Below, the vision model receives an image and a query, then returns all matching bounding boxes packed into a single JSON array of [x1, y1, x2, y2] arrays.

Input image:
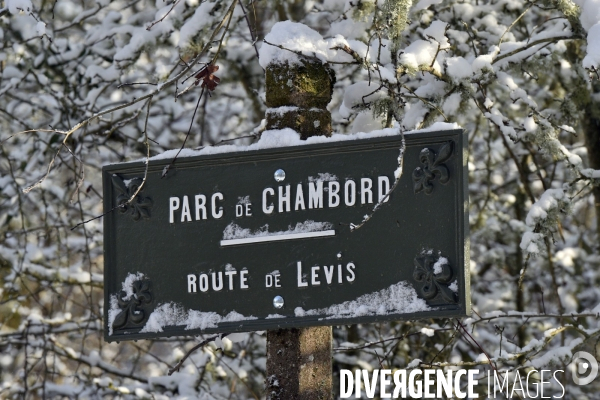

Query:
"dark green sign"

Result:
[[103, 129, 469, 341]]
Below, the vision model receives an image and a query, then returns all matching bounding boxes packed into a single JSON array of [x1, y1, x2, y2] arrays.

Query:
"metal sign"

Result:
[[103, 129, 469, 341]]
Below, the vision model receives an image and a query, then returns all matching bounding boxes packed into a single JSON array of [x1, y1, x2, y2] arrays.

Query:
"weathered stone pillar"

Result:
[[265, 60, 335, 139], [264, 58, 335, 400]]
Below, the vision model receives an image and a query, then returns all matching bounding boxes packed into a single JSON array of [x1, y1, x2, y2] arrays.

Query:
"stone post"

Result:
[[265, 60, 335, 138], [264, 58, 335, 400]]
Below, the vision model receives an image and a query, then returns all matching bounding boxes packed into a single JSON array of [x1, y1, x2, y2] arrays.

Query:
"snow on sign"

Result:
[[103, 128, 470, 341]]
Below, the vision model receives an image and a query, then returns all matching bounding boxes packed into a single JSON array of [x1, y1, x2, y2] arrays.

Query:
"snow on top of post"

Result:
[[258, 21, 352, 68]]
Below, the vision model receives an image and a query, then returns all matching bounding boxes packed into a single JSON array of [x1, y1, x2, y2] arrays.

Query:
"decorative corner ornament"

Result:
[[413, 253, 457, 305], [412, 141, 454, 194], [112, 280, 154, 332], [111, 175, 153, 221]]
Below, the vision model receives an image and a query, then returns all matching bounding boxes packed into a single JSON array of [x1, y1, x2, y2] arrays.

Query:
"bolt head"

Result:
[[274, 169, 286, 182], [273, 295, 284, 309]]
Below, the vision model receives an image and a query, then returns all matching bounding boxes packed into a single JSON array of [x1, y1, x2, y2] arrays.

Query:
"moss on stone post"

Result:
[[265, 60, 335, 139], [264, 58, 334, 400]]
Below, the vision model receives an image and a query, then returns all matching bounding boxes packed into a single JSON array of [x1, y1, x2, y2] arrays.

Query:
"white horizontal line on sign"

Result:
[[220, 230, 336, 246]]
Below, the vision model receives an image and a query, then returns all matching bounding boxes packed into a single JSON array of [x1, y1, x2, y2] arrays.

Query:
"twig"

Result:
[[428, 41, 449, 68], [177, 0, 237, 98], [493, 35, 574, 64], [461, 21, 479, 57], [47, 337, 148, 383], [471, 311, 598, 325], [168, 334, 225, 375], [146, 0, 180, 31], [102, 107, 146, 138], [162, 89, 204, 177], [330, 44, 364, 64], [71, 105, 260, 228], [349, 126, 406, 232], [127, 97, 152, 198], [517, 253, 531, 293], [23, 321, 29, 395], [62, 143, 86, 204], [429, 323, 460, 365], [214, 132, 260, 146], [71, 97, 153, 230], [496, 125, 536, 202], [263, 39, 321, 63], [1, 128, 66, 144], [238, 0, 260, 61], [363, 85, 384, 107], [212, 0, 236, 64], [499, 4, 533, 45], [496, 325, 504, 357], [117, 82, 158, 89], [215, 354, 261, 399], [22, 140, 65, 194], [401, 83, 448, 120], [125, 96, 153, 200], [263, 40, 356, 65], [455, 319, 497, 372], [16, 0, 239, 194], [70, 204, 125, 230], [333, 328, 453, 352]]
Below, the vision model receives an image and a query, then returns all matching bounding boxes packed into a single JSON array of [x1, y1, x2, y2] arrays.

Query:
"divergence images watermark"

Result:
[[339, 352, 599, 399], [571, 351, 599, 386]]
